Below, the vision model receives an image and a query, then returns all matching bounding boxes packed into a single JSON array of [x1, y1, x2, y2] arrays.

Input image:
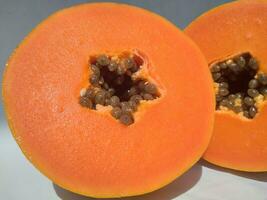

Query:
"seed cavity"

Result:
[[211, 52, 267, 119], [79, 53, 161, 125]]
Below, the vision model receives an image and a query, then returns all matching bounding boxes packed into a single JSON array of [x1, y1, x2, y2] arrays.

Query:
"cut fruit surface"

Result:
[[3, 3, 214, 198], [185, 0, 267, 172]]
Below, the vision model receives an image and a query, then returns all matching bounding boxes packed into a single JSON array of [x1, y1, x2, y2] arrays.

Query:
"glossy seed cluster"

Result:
[[79, 54, 159, 125], [211, 53, 267, 119]]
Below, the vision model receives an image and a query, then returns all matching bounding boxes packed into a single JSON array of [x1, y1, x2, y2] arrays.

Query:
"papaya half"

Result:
[[2, 3, 214, 198], [185, 0, 267, 172]]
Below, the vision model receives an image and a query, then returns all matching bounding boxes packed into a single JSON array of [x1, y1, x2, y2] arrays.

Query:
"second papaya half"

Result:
[[185, 0, 267, 172]]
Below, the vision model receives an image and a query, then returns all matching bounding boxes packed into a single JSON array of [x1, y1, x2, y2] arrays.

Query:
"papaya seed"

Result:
[[210, 53, 267, 119], [80, 53, 160, 125]]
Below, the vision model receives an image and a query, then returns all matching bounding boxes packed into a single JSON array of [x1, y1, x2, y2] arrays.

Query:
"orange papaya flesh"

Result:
[[185, 0, 267, 172], [3, 3, 214, 197]]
